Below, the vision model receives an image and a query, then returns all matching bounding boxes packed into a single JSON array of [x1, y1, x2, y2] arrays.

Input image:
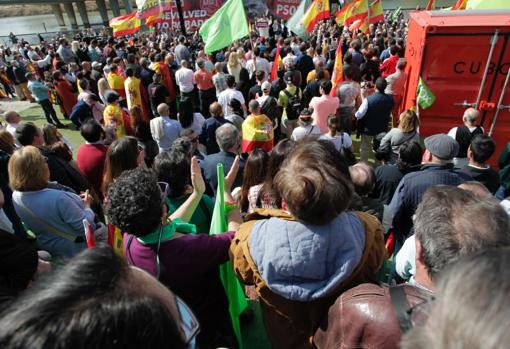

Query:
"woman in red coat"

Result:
[[52, 70, 77, 118]]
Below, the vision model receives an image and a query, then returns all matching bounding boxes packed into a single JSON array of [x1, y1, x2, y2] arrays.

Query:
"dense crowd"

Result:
[[0, 9, 509, 349]]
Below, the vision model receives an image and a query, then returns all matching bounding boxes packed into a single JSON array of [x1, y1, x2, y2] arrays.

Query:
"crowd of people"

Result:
[[0, 8, 509, 349]]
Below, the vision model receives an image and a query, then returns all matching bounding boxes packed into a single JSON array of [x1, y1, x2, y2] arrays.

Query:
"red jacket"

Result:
[[380, 55, 399, 78], [76, 143, 108, 200]]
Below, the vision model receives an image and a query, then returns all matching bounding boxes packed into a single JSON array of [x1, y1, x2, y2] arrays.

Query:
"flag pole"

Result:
[[247, 16, 257, 77]]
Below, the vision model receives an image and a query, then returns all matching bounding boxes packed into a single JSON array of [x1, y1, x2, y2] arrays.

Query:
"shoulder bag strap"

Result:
[[389, 285, 413, 333], [16, 198, 84, 243]]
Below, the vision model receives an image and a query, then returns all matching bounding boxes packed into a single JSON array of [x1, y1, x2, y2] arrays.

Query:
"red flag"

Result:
[[330, 44, 343, 97], [451, 0, 467, 10], [270, 47, 282, 81], [426, 0, 435, 10]]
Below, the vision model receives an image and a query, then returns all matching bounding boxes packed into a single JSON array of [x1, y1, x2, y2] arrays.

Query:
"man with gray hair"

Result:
[[448, 108, 483, 167], [385, 58, 407, 122], [314, 185, 510, 349], [202, 123, 244, 195]]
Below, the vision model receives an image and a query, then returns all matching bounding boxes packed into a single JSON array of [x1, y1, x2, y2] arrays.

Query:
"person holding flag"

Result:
[[106, 157, 244, 349]]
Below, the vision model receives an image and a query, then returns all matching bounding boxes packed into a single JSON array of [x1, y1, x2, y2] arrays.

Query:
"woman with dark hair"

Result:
[[236, 67, 252, 105], [153, 149, 215, 233], [224, 98, 245, 131], [107, 160, 243, 348], [0, 247, 196, 349], [129, 105, 158, 167], [102, 136, 145, 196], [238, 148, 269, 213], [251, 139, 295, 211], [231, 140, 386, 349], [178, 97, 205, 136]]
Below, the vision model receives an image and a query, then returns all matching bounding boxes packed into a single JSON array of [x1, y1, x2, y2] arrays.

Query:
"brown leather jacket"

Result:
[[230, 209, 386, 349], [314, 283, 433, 349]]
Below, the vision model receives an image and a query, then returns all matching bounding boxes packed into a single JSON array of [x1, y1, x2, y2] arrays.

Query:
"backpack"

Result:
[[283, 88, 302, 120], [261, 96, 279, 123]]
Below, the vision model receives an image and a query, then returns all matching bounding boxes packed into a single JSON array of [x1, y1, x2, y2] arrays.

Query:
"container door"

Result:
[[419, 30, 510, 164]]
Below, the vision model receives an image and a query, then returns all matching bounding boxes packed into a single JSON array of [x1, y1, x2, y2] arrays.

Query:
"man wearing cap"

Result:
[[257, 81, 280, 141], [290, 108, 321, 141], [389, 134, 472, 252]]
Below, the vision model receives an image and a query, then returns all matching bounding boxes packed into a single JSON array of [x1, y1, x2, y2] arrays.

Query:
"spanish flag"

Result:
[[301, 0, 330, 33], [241, 115, 274, 153], [335, 0, 368, 26], [426, 0, 435, 10], [330, 43, 343, 97], [368, 0, 384, 23], [109, 12, 141, 38], [451, 0, 467, 9], [146, 13, 164, 27], [349, 14, 369, 33], [270, 46, 283, 81]]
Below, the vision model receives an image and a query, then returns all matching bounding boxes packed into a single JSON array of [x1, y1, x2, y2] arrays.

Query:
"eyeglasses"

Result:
[[174, 295, 200, 347]]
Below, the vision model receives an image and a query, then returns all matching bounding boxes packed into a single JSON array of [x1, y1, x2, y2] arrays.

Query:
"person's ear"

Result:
[[467, 146, 473, 160], [415, 235, 425, 267]]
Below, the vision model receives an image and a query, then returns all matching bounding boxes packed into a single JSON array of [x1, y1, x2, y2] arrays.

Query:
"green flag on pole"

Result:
[[209, 163, 248, 349], [286, 0, 311, 40], [391, 7, 401, 21], [199, 0, 249, 54], [417, 77, 436, 109]]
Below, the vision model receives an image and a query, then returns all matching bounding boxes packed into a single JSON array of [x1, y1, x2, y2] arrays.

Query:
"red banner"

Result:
[[271, 0, 301, 19], [154, 0, 225, 30]]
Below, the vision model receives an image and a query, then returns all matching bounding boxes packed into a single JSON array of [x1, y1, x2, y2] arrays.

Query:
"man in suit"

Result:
[[202, 123, 245, 195]]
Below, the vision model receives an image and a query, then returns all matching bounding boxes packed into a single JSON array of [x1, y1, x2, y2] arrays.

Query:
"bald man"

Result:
[[149, 103, 182, 153], [448, 108, 484, 167], [175, 59, 196, 100]]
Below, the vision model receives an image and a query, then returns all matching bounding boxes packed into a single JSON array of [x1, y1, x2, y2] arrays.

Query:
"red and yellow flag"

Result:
[[330, 44, 343, 97], [270, 46, 283, 81], [335, 0, 368, 26], [451, 0, 467, 10], [241, 115, 274, 153], [301, 0, 330, 32], [426, 0, 435, 10], [146, 13, 164, 26], [109, 12, 141, 37], [349, 14, 369, 33], [369, 0, 384, 23]]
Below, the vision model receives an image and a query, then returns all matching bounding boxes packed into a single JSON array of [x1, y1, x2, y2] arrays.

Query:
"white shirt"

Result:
[[319, 133, 353, 151], [182, 112, 206, 136], [385, 69, 407, 96], [175, 67, 195, 93], [245, 57, 271, 81], [291, 125, 321, 141], [6, 123, 18, 137], [355, 98, 369, 119], [447, 125, 484, 140], [218, 88, 245, 115]]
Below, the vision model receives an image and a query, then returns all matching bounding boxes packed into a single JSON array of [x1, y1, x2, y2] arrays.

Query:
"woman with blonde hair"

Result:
[[10, 146, 105, 258], [228, 50, 242, 83], [377, 109, 420, 164], [236, 48, 247, 68]]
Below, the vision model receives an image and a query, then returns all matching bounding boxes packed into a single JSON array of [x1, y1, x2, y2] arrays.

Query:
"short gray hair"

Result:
[[463, 107, 480, 125], [414, 185, 510, 279], [402, 248, 510, 349], [215, 124, 239, 151]]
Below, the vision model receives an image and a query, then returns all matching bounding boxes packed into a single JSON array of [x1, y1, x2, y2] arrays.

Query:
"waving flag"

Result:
[[301, 0, 330, 32], [330, 43, 343, 96], [109, 12, 141, 37], [199, 0, 249, 54], [391, 6, 401, 21], [271, 46, 283, 81], [426, 0, 435, 10], [451, 0, 467, 9], [417, 77, 436, 109], [368, 0, 384, 23], [287, 0, 311, 39], [210, 164, 248, 349], [335, 0, 368, 25]]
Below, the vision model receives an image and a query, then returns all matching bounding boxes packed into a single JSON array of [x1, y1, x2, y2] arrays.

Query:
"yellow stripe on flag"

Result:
[[335, 0, 368, 26], [301, 0, 330, 32], [109, 12, 141, 37]]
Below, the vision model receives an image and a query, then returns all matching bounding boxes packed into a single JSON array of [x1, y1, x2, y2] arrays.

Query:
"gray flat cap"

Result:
[[424, 134, 459, 160]]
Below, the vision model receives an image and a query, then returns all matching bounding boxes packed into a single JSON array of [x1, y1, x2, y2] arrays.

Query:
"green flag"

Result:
[[210, 163, 248, 349], [286, 0, 311, 40], [199, 0, 249, 54], [391, 7, 401, 21], [417, 77, 436, 110]]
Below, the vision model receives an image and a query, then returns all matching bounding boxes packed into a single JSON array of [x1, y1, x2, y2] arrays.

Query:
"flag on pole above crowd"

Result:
[[199, 0, 249, 54], [270, 46, 283, 81], [335, 0, 368, 26], [417, 77, 436, 109], [391, 6, 401, 21], [109, 12, 141, 37], [287, 0, 311, 39], [209, 164, 248, 349], [426, 0, 436, 10], [451, 0, 467, 10], [368, 0, 384, 23], [330, 44, 343, 97], [301, 0, 330, 33]]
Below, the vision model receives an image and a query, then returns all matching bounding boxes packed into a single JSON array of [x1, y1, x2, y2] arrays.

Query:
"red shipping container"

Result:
[[403, 10, 510, 166]]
